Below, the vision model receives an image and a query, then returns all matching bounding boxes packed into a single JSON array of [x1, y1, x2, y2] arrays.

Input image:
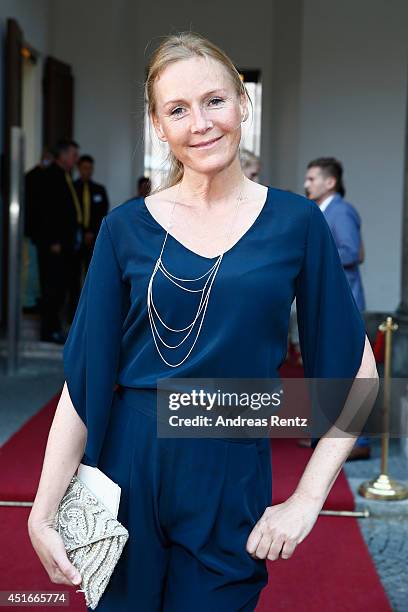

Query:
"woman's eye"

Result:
[[209, 98, 224, 106], [170, 107, 185, 116]]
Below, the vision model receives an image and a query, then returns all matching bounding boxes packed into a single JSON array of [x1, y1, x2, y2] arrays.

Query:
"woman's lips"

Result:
[[190, 135, 223, 149]]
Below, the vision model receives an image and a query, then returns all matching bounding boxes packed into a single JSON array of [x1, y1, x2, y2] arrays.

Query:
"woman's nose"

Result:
[[190, 106, 213, 134]]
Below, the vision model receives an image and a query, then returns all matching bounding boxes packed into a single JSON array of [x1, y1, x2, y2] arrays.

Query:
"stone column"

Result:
[[396, 72, 408, 320], [393, 77, 408, 377]]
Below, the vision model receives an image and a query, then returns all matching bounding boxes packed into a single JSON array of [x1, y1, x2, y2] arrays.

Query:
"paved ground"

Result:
[[1, 354, 407, 611], [0, 355, 64, 445], [344, 439, 408, 612]]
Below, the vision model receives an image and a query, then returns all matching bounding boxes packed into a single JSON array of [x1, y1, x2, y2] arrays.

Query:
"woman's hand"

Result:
[[246, 490, 322, 561], [28, 516, 82, 587]]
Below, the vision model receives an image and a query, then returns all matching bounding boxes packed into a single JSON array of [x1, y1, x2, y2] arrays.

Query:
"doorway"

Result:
[[21, 45, 42, 311]]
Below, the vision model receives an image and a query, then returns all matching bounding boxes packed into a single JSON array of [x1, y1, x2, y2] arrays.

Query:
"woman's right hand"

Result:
[[28, 517, 82, 587]]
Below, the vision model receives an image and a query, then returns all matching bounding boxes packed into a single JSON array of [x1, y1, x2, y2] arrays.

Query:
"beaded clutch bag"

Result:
[[53, 475, 129, 609]]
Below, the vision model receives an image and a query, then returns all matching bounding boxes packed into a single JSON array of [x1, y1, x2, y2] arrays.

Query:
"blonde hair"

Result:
[[145, 32, 250, 190]]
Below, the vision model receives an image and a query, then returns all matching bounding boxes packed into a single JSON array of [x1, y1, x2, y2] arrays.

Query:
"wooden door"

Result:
[[1, 18, 23, 328], [43, 57, 74, 148]]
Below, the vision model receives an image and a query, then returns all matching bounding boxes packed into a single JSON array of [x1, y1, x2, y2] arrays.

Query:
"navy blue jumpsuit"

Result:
[[63, 186, 366, 611]]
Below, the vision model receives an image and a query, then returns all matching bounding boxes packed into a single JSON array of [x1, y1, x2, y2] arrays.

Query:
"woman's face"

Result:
[[152, 56, 246, 177]]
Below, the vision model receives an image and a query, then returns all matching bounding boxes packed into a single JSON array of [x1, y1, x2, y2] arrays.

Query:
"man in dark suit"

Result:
[[25, 150, 54, 244], [37, 139, 81, 343], [24, 150, 54, 313], [74, 155, 109, 276]]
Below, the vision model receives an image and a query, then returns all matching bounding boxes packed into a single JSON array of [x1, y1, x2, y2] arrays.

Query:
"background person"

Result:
[[304, 157, 365, 311], [304, 157, 370, 459], [240, 148, 260, 182], [74, 154, 110, 277], [23, 150, 54, 313], [137, 175, 152, 198], [37, 139, 80, 343]]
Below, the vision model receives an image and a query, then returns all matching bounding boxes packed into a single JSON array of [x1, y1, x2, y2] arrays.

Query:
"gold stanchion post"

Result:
[[359, 316, 408, 500]]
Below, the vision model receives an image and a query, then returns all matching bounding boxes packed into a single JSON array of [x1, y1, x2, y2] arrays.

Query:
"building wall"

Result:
[[269, 0, 303, 190], [297, 0, 408, 311], [1, 0, 407, 312], [48, 0, 135, 207]]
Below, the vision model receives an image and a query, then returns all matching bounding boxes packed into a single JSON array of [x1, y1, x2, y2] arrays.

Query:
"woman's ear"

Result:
[[152, 112, 167, 142]]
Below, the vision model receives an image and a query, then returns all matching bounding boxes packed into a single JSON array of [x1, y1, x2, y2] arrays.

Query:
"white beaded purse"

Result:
[[53, 474, 129, 609]]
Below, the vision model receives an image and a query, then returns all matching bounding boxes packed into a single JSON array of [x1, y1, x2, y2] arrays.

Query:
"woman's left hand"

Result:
[[246, 490, 322, 561]]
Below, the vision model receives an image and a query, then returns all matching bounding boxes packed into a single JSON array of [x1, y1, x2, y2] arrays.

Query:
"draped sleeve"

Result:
[[295, 201, 366, 377], [63, 216, 129, 467], [295, 202, 366, 438]]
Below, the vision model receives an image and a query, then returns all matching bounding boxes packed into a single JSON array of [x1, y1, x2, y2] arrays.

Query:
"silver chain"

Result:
[[147, 179, 245, 368]]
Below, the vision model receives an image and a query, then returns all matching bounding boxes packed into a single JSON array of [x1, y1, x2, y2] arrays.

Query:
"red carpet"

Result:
[[0, 507, 85, 610], [256, 439, 391, 611], [256, 362, 390, 611], [0, 393, 60, 502], [256, 511, 391, 611], [0, 380, 391, 611], [0, 390, 83, 608]]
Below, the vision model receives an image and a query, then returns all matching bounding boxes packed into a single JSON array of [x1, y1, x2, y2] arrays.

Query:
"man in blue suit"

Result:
[[304, 157, 365, 310], [304, 157, 369, 459]]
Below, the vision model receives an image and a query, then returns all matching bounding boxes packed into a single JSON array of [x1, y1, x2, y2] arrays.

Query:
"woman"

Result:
[[28, 32, 378, 611]]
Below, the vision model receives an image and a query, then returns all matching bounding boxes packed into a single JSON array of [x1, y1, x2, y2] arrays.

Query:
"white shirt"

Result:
[[319, 194, 335, 212]]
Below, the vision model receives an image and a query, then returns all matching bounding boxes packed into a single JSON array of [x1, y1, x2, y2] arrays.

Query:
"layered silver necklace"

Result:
[[147, 181, 244, 368]]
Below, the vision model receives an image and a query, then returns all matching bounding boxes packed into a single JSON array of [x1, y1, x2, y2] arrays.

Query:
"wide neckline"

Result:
[[141, 186, 271, 261]]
